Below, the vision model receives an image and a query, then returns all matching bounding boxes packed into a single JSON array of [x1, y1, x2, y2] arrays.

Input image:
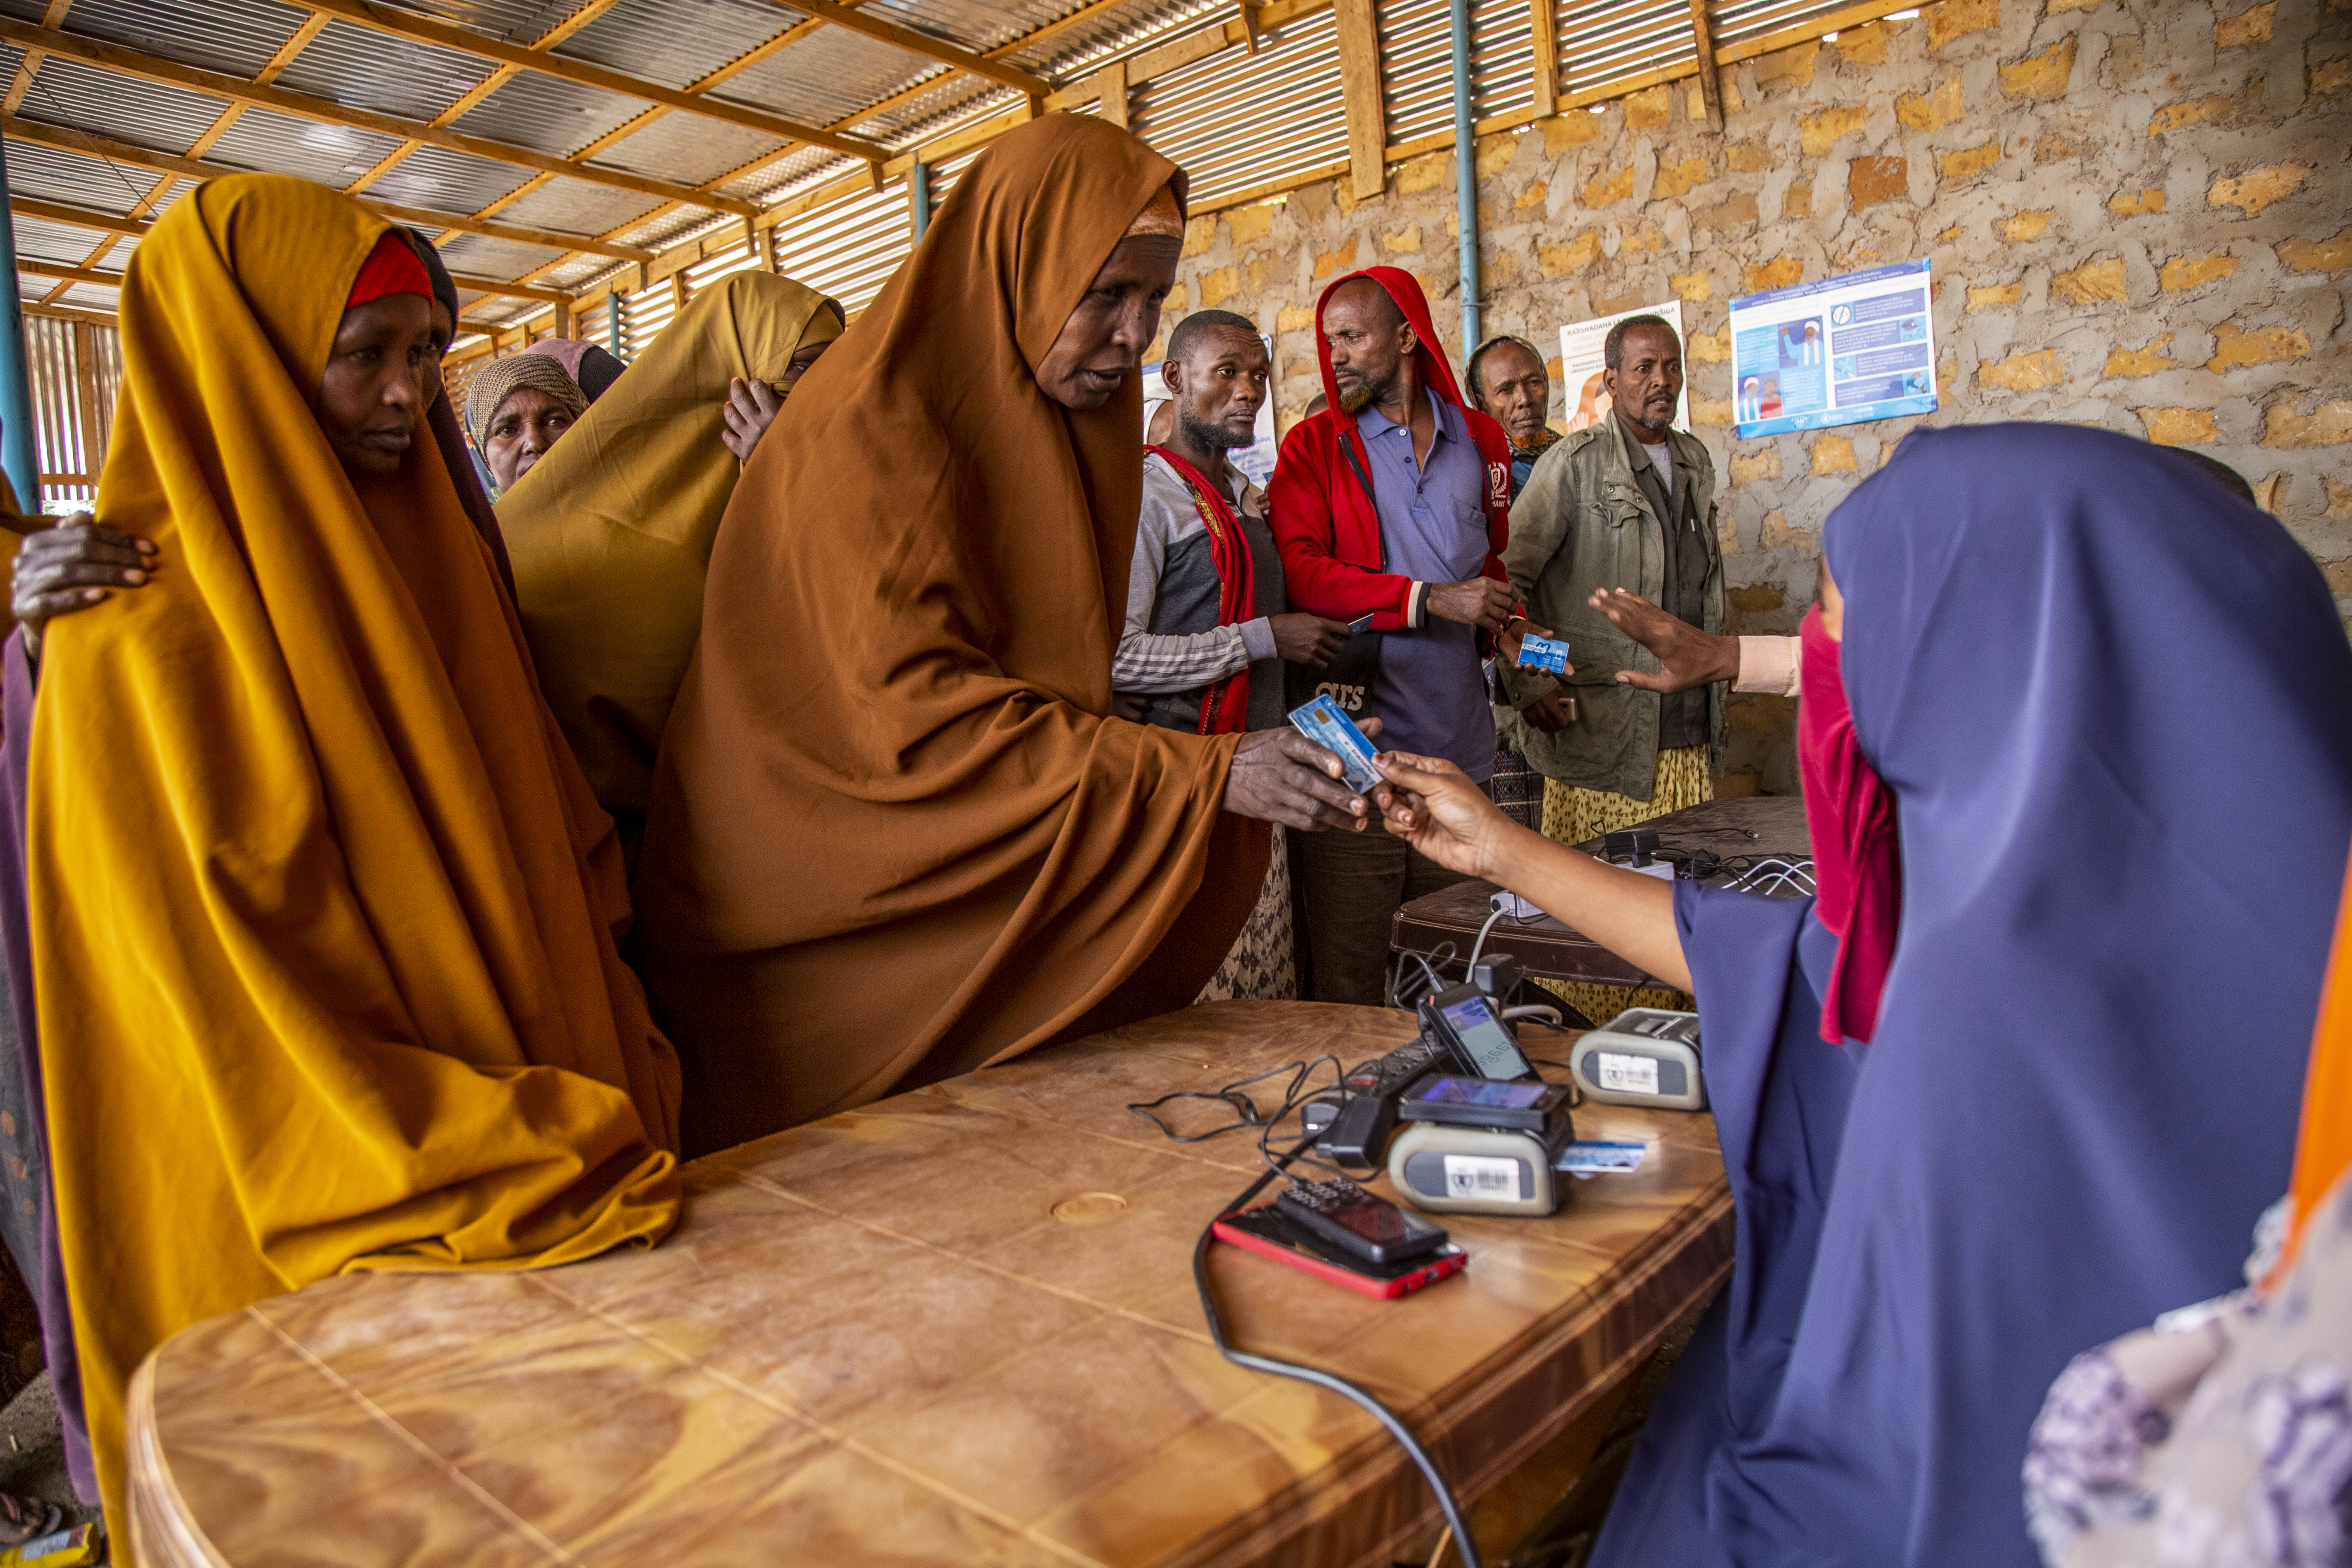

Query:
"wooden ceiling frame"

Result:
[[0, 18, 764, 217], [337, 0, 631, 200], [1, 116, 655, 261], [293, 0, 887, 162]]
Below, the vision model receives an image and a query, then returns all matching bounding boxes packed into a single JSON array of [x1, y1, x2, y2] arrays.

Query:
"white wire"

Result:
[[1466, 904, 1507, 971]]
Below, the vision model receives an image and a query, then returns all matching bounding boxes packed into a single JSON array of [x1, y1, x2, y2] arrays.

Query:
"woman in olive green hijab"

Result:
[[497, 270, 845, 839]]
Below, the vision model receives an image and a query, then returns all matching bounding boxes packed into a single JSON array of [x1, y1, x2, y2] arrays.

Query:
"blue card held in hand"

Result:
[[1288, 694, 1384, 796], [1516, 634, 1571, 676]]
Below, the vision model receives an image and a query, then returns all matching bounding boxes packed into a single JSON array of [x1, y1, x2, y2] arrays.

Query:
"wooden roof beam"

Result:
[[0, 19, 761, 217], [0, 119, 655, 261], [294, 0, 885, 162]]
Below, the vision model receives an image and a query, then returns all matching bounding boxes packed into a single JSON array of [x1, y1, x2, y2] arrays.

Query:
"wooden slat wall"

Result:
[[24, 312, 118, 507]]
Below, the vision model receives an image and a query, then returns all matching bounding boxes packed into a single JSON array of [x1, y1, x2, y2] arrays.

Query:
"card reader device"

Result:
[[1388, 1076, 1579, 1216], [1570, 1008, 1706, 1110]]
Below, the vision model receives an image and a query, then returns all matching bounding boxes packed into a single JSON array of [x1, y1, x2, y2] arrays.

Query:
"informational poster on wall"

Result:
[[1556, 300, 1687, 435], [1139, 334, 1279, 487], [1728, 260, 1937, 440]]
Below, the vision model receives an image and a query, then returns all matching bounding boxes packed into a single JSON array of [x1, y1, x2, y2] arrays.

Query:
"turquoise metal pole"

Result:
[[0, 138, 42, 511], [911, 159, 931, 241], [1449, 0, 1480, 357]]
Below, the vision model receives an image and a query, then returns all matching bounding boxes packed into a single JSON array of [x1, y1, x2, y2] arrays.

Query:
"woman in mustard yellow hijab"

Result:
[[17, 174, 680, 1530], [494, 272, 845, 833]]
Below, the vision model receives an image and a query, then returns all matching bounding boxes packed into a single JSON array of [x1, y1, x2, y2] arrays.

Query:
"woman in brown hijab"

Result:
[[635, 115, 1372, 1153]]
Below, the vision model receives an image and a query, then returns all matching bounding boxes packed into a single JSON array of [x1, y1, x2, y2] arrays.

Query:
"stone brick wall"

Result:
[[1161, 0, 2352, 791]]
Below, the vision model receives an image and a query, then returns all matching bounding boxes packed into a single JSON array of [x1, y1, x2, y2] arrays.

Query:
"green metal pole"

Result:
[[0, 138, 42, 511], [911, 159, 931, 241], [606, 293, 622, 360]]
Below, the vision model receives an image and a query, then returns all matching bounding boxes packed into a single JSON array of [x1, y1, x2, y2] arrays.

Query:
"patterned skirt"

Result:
[[1491, 745, 1543, 831], [1538, 746, 1711, 1025], [1197, 824, 1297, 1002]]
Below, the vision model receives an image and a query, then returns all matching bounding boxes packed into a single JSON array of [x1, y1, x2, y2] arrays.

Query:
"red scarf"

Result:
[[1799, 605, 1902, 1043], [1148, 445, 1255, 735]]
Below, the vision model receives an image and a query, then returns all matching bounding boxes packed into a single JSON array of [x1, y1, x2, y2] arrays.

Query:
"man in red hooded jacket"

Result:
[[1268, 267, 1529, 1004]]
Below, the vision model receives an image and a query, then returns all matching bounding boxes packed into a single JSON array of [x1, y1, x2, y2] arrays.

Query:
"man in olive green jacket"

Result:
[[1495, 314, 1722, 816]]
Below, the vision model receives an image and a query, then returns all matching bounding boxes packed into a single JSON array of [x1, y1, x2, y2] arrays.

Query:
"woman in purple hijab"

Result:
[[1375, 423, 2352, 1567]]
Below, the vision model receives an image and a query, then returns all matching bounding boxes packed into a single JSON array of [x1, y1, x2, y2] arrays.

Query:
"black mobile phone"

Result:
[[1275, 1178, 1448, 1265], [1396, 1075, 1576, 1133], [1422, 983, 1535, 1081], [1213, 1204, 1467, 1300]]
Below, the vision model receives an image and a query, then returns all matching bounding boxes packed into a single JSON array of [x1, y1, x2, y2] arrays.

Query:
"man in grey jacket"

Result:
[[1495, 314, 1721, 1012]]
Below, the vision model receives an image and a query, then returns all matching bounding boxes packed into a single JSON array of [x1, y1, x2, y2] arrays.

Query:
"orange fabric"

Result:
[[634, 116, 1265, 1154], [29, 174, 680, 1528], [2275, 850, 2352, 1286]]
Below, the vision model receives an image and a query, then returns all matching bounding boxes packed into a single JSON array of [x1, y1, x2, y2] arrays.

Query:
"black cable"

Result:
[[1193, 1136, 1484, 1568]]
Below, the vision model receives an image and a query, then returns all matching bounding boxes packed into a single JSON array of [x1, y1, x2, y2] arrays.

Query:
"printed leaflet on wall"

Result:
[[1555, 300, 1687, 435], [1728, 260, 1937, 440]]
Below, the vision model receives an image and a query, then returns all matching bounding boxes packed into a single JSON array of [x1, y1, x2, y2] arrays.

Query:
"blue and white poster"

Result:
[[1728, 260, 1937, 440]]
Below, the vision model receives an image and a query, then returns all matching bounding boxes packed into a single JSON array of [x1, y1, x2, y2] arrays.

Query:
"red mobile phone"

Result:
[[1213, 1203, 1468, 1300]]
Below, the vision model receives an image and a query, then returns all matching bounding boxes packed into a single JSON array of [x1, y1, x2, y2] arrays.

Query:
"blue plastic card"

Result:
[[1287, 694, 1383, 796], [1554, 1140, 1646, 1176], [1516, 634, 1571, 676]]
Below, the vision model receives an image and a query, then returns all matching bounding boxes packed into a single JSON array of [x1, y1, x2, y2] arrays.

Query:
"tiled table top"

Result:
[[127, 1000, 1730, 1568]]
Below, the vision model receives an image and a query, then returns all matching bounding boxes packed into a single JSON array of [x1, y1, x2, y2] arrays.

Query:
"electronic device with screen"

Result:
[[1213, 1202, 1467, 1299], [1570, 1008, 1706, 1109], [1387, 1075, 1579, 1216], [1274, 1177, 1448, 1265], [1398, 1075, 1576, 1132], [1420, 984, 1535, 1081]]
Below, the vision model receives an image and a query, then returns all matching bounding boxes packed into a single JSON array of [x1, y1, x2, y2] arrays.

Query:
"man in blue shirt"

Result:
[[1269, 271, 1520, 1004]]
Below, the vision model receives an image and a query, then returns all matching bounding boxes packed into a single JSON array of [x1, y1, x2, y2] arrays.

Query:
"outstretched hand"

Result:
[[1588, 588, 1737, 693], [12, 514, 156, 655], [1225, 715, 1387, 832], [1372, 749, 1525, 881]]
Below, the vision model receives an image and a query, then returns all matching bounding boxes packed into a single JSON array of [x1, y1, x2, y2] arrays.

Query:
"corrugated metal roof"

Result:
[[15, 0, 305, 80], [9, 211, 109, 266], [769, 178, 907, 312], [860, 0, 1059, 56], [12, 56, 228, 155], [708, 27, 934, 127], [434, 229, 567, 277], [1023, 0, 1220, 80], [1714, 0, 1853, 51], [715, 141, 852, 204], [494, 177, 661, 237], [1555, 0, 1692, 97], [590, 108, 785, 189], [272, 18, 489, 125], [205, 105, 407, 187], [374, 0, 582, 46], [1472, 0, 1534, 121], [453, 70, 648, 157], [1, 137, 162, 212], [1, 0, 1874, 328], [1133, 6, 1347, 206], [1381, 0, 1456, 149], [357, 142, 536, 213], [554, 0, 795, 92], [833, 74, 1003, 147]]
